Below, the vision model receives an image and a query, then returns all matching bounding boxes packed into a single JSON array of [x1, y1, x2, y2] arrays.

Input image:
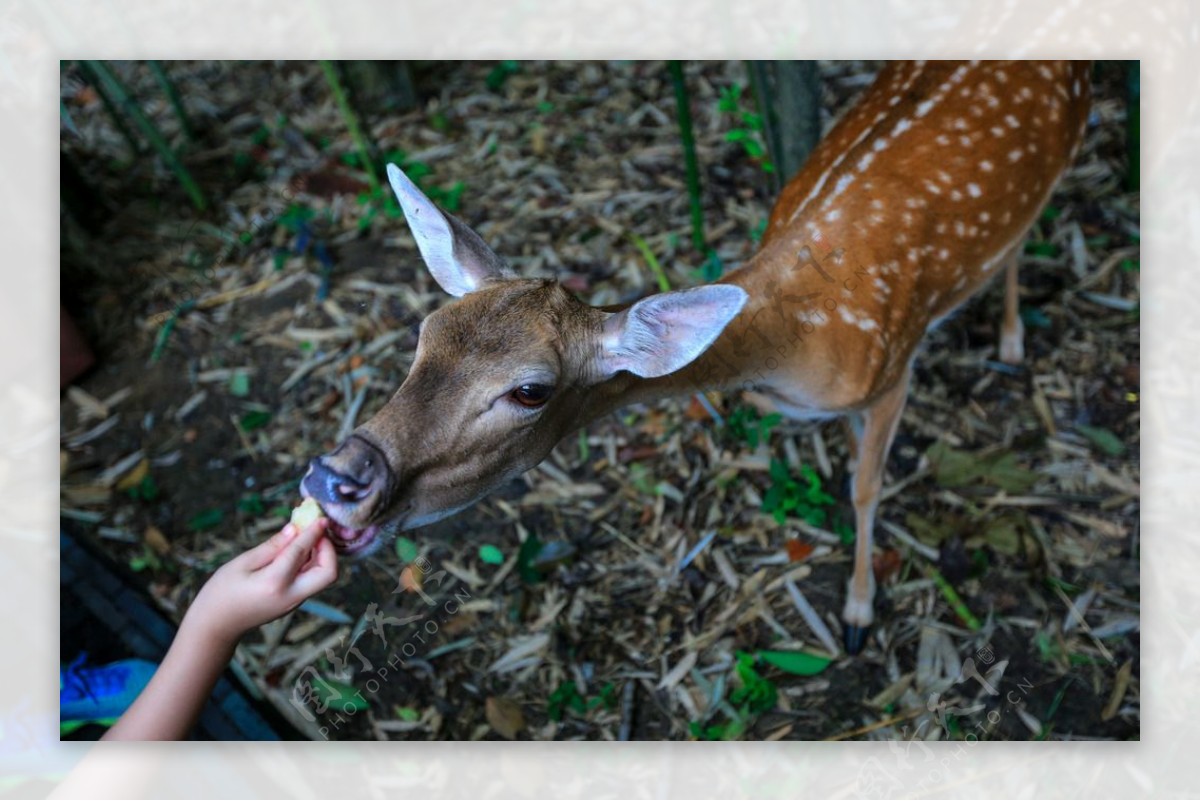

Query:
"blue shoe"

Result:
[[60, 652, 157, 731]]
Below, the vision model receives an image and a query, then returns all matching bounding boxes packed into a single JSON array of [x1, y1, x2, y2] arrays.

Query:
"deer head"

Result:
[[300, 164, 747, 555]]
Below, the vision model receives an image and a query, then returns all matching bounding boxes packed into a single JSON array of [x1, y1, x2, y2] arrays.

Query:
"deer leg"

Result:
[[842, 367, 911, 655], [999, 246, 1024, 364]]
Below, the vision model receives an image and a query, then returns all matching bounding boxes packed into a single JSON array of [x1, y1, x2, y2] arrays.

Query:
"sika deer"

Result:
[[301, 60, 1092, 654]]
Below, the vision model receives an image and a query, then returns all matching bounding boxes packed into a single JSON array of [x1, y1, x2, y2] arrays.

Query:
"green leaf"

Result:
[[925, 441, 1038, 493], [187, 508, 224, 531], [739, 111, 763, 130], [313, 678, 368, 711], [906, 512, 958, 546], [757, 650, 833, 676], [478, 544, 505, 565], [1075, 424, 1126, 456], [1020, 307, 1052, 329], [724, 128, 749, 143], [395, 706, 420, 722], [517, 535, 545, 584], [238, 493, 265, 516], [768, 458, 791, 485], [1025, 240, 1059, 257], [394, 536, 420, 563], [536, 100, 555, 114], [240, 410, 272, 431], [731, 651, 777, 715], [980, 514, 1024, 556]]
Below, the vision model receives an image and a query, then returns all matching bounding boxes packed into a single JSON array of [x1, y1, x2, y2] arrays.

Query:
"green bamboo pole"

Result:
[[82, 60, 206, 211], [148, 60, 196, 142], [319, 60, 382, 198], [667, 61, 707, 255], [76, 60, 143, 159]]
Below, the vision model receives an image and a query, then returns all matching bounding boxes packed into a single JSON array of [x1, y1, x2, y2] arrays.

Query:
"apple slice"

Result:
[[290, 496, 325, 530]]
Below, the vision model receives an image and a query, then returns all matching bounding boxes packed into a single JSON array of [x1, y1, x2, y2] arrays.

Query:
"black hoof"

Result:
[[843, 623, 870, 656]]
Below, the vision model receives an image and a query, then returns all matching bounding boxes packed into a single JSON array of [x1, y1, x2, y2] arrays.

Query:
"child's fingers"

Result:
[[243, 524, 299, 570], [291, 536, 339, 597], [265, 518, 329, 580]]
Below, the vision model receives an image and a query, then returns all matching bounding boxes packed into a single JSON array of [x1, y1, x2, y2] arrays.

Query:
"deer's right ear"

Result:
[[387, 163, 515, 297]]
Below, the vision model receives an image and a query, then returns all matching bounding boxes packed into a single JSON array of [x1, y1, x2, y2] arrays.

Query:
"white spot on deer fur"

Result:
[[937, 169, 952, 184], [953, 118, 968, 131], [967, 183, 982, 197], [906, 248, 919, 262], [960, 135, 973, 147], [1072, 79, 1080, 96], [955, 220, 966, 237], [980, 160, 993, 172], [901, 211, 914, 226], [857, 152, 875, 171], [1019, 86, 1033, 101], [856, 316, 879, 332], [950, 189, 963, 201], [923, 179, 941, 195], [870, 198, 884, 210], [1028, 143, 1039, 154], [905, 196, 926, 209], [991, 126, 1005, 137], [870, 213, 885, 226], [995, 70, 1008, 83], [895, 232, 909, 245], [1005, 114, 1020, 128], [953, 275, 967, 291], [873, 137, 889, 152], [979, 211, 990, 222], [937, 247, 949, 260], [889, 94, 902, 106], [825, 209, 841, 222], [1002, 211, 1012, 224], [936, 134, 950, 146], [891, 118, 913, 136], [916, 99, 935, 117], [936, 222, 947, 233], [1008, 148, 1023, 162], [1038, 64, 1054, 81], [832, 173, 855, 198]]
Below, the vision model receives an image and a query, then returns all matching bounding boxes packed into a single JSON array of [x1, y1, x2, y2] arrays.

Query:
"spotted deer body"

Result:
[[302, 61, 1092, 654]]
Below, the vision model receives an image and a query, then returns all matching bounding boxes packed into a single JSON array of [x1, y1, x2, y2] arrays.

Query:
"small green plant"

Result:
[[125, 474, 159, 502], [689, 651, 778, 740], [486, 60, 521, 91], [547, 680, 617, 721], [761, 459, 836, 526], [725, 405, 781, 449], [718, 83, 774, 173]]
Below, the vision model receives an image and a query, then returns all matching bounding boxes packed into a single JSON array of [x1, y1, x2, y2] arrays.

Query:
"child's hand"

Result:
[[182, 518, 339, 647]]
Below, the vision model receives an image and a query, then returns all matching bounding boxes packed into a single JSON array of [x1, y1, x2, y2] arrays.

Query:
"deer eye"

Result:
[[510, 383, 553, 408]]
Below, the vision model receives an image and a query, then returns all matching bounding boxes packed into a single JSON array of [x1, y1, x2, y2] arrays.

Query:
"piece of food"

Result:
[[290, 496, 326, 529]]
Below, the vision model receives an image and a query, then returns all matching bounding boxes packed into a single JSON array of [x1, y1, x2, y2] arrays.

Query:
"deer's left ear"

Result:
[[599, 284, 748, 378], [387, 163, 515, 297]]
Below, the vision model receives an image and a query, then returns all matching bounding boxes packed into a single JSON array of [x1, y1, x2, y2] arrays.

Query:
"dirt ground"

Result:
[[60, 60, 1139, 741]]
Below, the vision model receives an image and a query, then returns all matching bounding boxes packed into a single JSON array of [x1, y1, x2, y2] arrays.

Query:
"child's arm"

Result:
[[102, 518, 338, 741]]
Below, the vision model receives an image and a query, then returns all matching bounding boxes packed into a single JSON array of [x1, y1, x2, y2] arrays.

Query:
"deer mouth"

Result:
[[324, 519, 382, 556]]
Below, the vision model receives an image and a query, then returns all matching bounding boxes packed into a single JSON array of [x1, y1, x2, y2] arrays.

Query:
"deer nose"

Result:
[[302, 435, 387, 508]]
